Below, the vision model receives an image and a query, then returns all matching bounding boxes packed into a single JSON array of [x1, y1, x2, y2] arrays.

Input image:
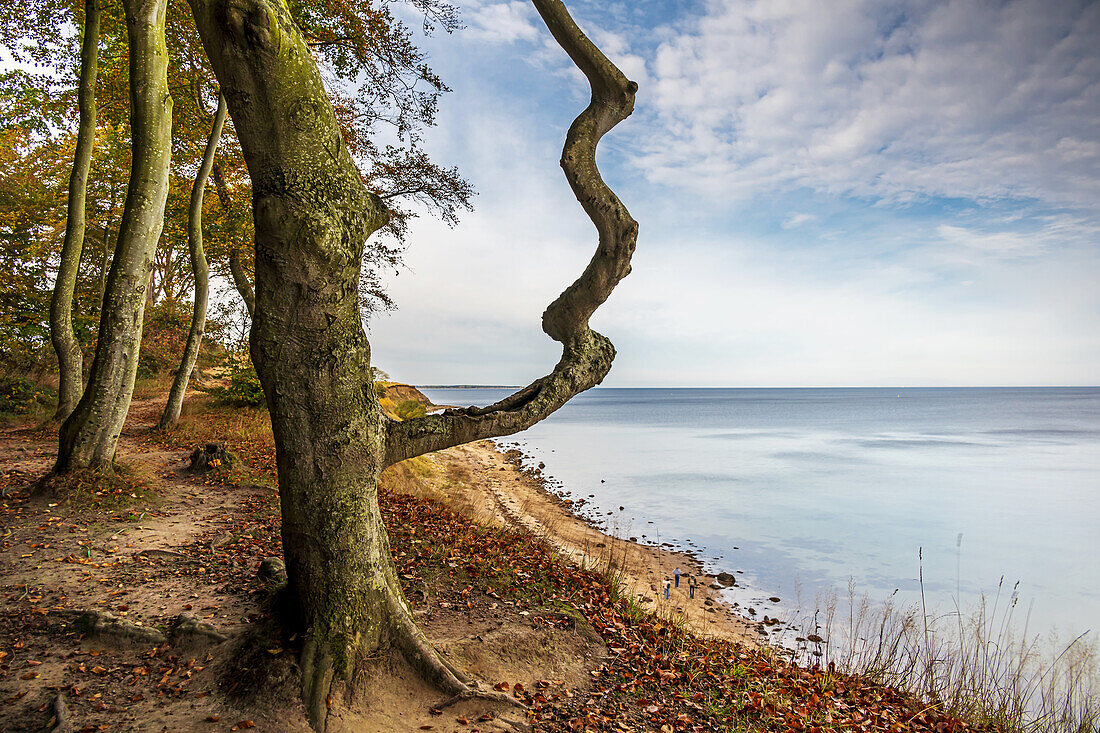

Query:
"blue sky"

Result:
[[371, 0, 1099, 386]]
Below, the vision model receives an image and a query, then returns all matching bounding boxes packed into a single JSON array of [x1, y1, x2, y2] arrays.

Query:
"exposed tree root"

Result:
[[299, 635, 337, 731], [51, 609, 167, 647], [294, 593, 528, 731], [388, 595, 528, 713], [388, 594, 471, 693], [49, 692, 73, 733]]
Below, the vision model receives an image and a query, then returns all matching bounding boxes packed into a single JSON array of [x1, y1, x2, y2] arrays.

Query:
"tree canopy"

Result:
[[0, 0, 474, 365]]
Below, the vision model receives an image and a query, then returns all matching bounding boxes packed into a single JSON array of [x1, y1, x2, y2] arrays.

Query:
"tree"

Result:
[[55, 0, 173, 472], [3, 0, 472, 390], [0, 120, 72, 374], [185, 0, 637, 727], [159, 93, 226, 430], [49, 0, 100, 421]]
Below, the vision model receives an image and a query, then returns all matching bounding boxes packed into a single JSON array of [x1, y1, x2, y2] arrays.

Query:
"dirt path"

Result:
[[0, 397, 610, 732]]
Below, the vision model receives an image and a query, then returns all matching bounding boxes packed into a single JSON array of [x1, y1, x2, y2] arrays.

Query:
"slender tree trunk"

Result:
[[210, 162, 256, 316], [159, 94, 226, 430], [56, 0, 173, 474], [187, 0, 635, 729], [50, 0, 100, 421], [96, 184, 121, 316], [226, 248, 255, 316], [97, 222, 110, 311]]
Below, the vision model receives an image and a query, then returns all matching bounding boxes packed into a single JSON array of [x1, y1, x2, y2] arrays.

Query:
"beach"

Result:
[[384, 438, 761, 645]]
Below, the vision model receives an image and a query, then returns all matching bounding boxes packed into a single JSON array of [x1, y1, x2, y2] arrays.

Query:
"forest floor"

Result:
[[0, 383, 994, 732]]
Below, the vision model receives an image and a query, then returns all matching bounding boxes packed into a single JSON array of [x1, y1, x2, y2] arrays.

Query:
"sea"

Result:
[[419, 387, 1100, 642]]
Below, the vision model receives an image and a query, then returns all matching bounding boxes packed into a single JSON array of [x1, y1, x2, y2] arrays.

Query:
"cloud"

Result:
[[935, 224, 1044, 258], [781, 212, 816, 229], [461, 1, 541, 44], [639, 0, 1100, 212], [589, 27, 650, 88], [367, 0, 1100, 387]]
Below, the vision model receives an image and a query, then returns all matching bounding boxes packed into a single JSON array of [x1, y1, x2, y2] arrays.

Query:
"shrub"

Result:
[[0, 374, 53, 414], [395, 399, 426, 420], [205, 361, 265, 407]]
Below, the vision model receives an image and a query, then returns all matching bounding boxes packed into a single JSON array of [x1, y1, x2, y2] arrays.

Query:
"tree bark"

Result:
[[159, 94, 226, 431], [56, 0, 174, 473], [184, 1, 405, 725], [50, 0, 100, 421], [211, 162, 256, 316], [185, 0, 635, 728]]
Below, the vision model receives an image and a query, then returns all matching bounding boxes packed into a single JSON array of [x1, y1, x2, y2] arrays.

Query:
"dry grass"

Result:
[[132, 374, 175, 401], [32, 460, 161, 509], [173, 397, 273, 446], [784, 576, 1098, 733]]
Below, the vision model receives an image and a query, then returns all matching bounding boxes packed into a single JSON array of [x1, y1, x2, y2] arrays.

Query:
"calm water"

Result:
[[421, 387, 1100, 637]]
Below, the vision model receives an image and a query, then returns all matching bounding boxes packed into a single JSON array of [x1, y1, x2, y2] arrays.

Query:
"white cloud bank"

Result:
[[641, 0, 1100, 210], [461, 0, 541, 43]]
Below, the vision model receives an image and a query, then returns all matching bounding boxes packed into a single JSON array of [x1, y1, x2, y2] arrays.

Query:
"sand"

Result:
[[388, 439, 760, 645]]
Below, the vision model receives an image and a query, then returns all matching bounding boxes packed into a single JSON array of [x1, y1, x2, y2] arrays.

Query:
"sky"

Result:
[[365, 0, 1100, 387], [364, 0, 1100, 387]]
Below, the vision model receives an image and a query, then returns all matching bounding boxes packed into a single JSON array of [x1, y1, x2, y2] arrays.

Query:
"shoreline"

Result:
[[389, 437, 763, 645]]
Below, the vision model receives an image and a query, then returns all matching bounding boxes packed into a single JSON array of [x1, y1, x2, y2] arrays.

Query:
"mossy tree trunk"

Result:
[[50, 0, 100, 421], [56, 0, 173, 473], [159, 94, 226, 430], [185, 0, 636, 728]]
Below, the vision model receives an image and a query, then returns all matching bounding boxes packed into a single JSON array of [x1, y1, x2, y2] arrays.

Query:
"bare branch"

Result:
[[383, 0, 638, 467]]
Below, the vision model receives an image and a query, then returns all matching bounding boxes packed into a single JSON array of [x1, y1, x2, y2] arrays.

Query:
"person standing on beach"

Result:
[[674, 567, 681, 587], [663, 579, 671, 600], [688, 575, 697, 599]]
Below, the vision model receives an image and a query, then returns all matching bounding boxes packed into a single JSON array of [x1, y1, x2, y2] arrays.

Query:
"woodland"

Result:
[[2, 0, 645, 726]]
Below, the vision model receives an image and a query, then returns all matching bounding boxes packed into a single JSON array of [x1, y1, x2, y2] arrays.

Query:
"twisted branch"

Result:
[[384, 0, 638, 467]]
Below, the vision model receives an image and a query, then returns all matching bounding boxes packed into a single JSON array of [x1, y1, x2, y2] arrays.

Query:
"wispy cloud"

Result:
[[367, 0, 1100, 386], [781, 212, 816, 229], [461, 0, 541, 44], [639, 0, 1100, 211]]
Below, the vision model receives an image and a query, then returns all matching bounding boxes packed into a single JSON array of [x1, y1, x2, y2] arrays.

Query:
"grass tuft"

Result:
[[787, 577, 1098, 733], [33, 461, 160, 509]]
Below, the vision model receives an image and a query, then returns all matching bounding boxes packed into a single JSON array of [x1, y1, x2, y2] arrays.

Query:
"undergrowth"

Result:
[[30, 461, 160, 510]]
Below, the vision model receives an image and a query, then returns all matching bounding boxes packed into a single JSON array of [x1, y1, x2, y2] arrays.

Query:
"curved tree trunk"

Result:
[[226, 248, 255, 316], [159, 94, 226, 431], [56, 0, 173, 473], [210, 162, 256, 316], [50, 0, 100, 421], [185, 0, 635, 729]]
